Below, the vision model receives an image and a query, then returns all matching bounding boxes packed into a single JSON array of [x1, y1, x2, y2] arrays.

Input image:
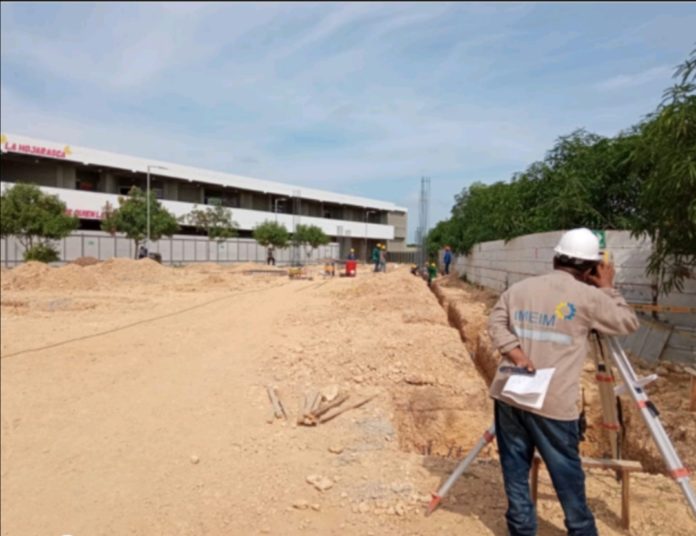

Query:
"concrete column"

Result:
[[164, 180, 179, 201], [61, 166, 76, 189], [103, 172, 117, 194]]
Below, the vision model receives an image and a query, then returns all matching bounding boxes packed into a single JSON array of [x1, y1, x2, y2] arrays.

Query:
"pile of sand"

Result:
[[72, 256, 100, 267], [1, 262, 53, 291]]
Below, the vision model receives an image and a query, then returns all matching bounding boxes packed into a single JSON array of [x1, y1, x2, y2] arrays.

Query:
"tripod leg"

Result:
[[605, 336, 696, 517], [590, 332, 622, 461], [426, 424, 496, 515]]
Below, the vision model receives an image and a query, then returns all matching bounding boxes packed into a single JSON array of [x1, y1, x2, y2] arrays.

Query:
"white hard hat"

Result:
[[554, 228, 602, 261]]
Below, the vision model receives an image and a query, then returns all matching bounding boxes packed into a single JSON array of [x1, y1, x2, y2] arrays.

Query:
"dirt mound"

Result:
[[85, 257, 172, 286], [45, 264, 99, 291], [315, 268, 494, 458], [181, 262, 228, 272], [72, 256, 100, 267], [1, 262, 52, 290]]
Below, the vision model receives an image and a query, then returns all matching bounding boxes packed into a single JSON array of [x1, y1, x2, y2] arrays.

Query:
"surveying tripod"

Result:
[[426, 334, 696, 518]]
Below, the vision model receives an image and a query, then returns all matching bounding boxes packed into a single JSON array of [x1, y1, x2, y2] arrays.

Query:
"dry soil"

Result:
[[1, 261, 694, 535]]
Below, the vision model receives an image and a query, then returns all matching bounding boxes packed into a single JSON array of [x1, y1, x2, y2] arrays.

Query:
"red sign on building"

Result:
[[1, 135, 72, 159], [66, 208, 103, 220]]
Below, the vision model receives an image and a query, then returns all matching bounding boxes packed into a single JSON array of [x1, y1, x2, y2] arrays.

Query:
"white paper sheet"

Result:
[[502, 368, 555, 410]]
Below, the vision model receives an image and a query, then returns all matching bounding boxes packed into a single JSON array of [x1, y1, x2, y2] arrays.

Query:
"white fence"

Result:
[[1, 230, 340, 267], [449, 230, 695, 365]]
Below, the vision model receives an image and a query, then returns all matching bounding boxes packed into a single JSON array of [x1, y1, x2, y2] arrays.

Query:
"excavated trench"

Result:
[[387, 277, 495, 460], [408, 274, 695, 477]]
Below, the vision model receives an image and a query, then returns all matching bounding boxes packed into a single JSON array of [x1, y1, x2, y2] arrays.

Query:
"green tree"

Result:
[[630, 48, 696, 292], [0, 182, 78, 262], [253, 220, 291, 252], [293, 224, 330, 260], [426, 219, 457, 257], [101, 186, 179, 256], [182, 203, 239, 242]]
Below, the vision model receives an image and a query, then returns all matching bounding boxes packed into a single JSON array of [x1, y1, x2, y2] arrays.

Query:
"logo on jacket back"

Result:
[[555, 301, 577, 320], [513, 301, 577, 327]]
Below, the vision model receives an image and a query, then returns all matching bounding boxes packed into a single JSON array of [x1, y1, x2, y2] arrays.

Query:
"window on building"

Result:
[[76, 169, 100, 192], [205, 188, 239, 208]]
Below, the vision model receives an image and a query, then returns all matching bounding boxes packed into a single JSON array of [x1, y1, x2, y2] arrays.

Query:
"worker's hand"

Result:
[[505, 347, 535, 372], [586, 262, 615, 289]]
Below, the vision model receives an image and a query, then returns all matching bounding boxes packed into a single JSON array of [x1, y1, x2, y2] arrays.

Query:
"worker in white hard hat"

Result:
[[487, 227, 639, 536]]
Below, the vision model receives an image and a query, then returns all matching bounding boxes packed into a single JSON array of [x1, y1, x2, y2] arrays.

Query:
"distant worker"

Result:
[[427, 261, 437, 287], [487, 228, 639, 536], [372, 243, 381, 272], [443, 246, 453, 275], [347, 248, 356, 260], [379, 244, 388, 273], [267, 246, 276, 266], [410, 264, 419, 276], [138, 245, 148, 259]]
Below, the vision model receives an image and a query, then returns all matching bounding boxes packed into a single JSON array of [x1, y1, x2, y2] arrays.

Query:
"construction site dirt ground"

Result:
[[1, 260, 695, 535]]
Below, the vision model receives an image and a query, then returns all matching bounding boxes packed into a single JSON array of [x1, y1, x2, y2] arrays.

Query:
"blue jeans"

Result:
[[494, 400, 597, 536]]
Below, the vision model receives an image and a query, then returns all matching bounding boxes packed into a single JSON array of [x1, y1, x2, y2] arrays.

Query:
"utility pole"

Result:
[[416, 176, 431, 268]]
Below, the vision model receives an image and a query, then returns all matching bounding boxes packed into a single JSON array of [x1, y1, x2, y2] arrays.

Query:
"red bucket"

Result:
[[345, 260, 357, 276]]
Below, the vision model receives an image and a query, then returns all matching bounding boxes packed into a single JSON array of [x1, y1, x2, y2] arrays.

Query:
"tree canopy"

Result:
[[293, 224, 330, 258], [0, 182, 78, 261], [182, 203, 239, 242], [252, 220, 290, 249], [101, 186, 179, 253], [428, 48, 696, 293]]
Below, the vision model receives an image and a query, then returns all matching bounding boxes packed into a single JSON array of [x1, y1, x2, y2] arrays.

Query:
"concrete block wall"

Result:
[[451, 230, 695, 365]]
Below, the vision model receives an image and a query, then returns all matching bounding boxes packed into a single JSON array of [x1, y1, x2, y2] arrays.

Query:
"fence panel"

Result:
[[1, 231, 349, 267]]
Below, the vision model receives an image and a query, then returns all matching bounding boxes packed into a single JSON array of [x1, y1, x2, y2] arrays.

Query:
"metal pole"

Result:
[[146, 167, 151, 249], [146, 165, 167, 251]]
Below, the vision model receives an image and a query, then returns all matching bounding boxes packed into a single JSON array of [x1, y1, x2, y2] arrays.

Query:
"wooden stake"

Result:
[[319, 394, 377, 424], [621, 468, 630, 530], [266, 385, 286, 419], [685, 367, 696, 412], [297, 393, 307, 425], [313, 394, 349, 418]]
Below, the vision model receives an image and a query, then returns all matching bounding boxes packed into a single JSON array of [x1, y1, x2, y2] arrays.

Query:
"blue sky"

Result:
[[1, 2, 695, 240]]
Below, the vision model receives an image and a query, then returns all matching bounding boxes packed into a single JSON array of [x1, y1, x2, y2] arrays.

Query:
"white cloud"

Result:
[[594, 65, 673, 91]]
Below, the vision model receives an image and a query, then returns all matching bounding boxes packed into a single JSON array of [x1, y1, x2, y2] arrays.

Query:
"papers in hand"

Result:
[[502, 368, 555, 410]]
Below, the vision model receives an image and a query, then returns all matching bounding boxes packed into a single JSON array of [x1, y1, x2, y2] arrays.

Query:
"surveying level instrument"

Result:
[[427, 334, 696, 518]]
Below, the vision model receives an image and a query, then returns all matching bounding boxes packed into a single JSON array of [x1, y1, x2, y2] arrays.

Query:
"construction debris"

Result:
[[266, 385, 287, 420], [288, 267, 313, 280], [318, 394, 378, 424], [297, 388, 350, 426]]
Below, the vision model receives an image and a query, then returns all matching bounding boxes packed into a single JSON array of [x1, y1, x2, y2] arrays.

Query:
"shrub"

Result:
[[23, 243, 60, 263]]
